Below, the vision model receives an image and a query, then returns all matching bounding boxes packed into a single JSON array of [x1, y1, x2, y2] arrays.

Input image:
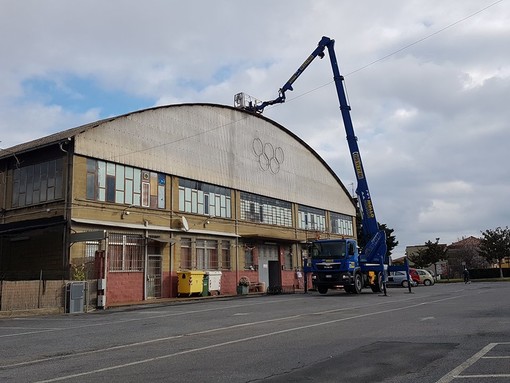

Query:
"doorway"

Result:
[[268, 260, 282, 290], [147, 256, 162, 299], [258, 245, 279, 288]]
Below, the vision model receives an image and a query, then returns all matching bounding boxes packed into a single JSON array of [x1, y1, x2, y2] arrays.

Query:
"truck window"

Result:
[[311, 242, 346, 259]]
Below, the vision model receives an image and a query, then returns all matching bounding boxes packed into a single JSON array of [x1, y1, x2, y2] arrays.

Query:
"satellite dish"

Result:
[[181, 216, 189, 231]]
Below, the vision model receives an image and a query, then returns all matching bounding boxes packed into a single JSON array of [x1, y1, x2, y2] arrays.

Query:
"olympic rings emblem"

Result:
[[252, 138, 285, 174]]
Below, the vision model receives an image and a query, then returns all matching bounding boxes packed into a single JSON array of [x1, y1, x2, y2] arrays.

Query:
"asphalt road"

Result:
[[1, 282, 509, 383]]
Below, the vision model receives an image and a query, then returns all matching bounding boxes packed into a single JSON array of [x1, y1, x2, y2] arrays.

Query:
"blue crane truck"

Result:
[[235, 36, 410, 294]]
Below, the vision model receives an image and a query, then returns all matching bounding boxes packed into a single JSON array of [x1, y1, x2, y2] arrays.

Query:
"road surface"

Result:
[[1, 282, 509, 382]]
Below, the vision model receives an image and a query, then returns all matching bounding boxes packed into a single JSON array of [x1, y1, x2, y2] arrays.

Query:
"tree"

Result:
[[353, 197, 398, 260], [380, 223, 399, 260], [479, 226, 510, 278], [356, 220, 398, 260], [408, 239, 447, 271]]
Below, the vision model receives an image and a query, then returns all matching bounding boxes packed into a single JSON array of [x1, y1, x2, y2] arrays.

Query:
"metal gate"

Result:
[[147, 256, 162, 299]]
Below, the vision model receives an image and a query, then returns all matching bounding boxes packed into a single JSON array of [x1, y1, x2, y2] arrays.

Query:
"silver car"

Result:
[[387, 271, 417, 288]]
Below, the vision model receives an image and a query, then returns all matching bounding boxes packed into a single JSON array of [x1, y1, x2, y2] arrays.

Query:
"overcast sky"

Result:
[[1, 0, 509, 257]]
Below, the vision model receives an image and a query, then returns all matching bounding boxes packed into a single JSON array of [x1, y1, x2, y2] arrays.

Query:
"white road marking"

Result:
[[454, 374, 510, 378], [30, 295, 465, 382], [435, 342, 510, 383], [0, 298, 304, 338]]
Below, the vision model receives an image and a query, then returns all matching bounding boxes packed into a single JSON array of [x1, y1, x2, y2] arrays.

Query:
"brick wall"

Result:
[[106, 272, 144, 304], [219, 270, 248, 295], [162, 271, 172, 298], [281, 270, 298, 288]]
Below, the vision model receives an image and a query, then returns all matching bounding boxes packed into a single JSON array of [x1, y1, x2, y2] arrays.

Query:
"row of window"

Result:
[[85, 235, 292, 273], [86, 159, 165, 209], [109, 233, 145, 271], [178, 179, 231, 218], [12, 159, 64, 208], [298, 205, 326, 231], [10, 157, 353, 234], [85, 234, 165, 272], [180, 238, 231, 270], [240, 192, 293, 227], [331, 212, 355, 236]]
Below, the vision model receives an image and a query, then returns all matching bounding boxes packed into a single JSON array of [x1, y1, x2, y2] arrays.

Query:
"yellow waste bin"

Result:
[[177, 271, 205, 297]]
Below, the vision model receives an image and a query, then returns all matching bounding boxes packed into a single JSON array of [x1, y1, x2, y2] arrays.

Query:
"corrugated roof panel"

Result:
[[3, 103, 354, 215], [74, 104, 354, 214]]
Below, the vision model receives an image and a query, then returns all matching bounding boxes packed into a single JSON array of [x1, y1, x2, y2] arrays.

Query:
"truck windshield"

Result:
[[311, 242, 346, 259]]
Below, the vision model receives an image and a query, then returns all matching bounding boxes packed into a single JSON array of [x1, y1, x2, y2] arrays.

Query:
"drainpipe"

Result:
[[234, 191, 239, 287], [143, 222, 149, 301], [60, 139, 72, 279], [1, 161, 7, 224]]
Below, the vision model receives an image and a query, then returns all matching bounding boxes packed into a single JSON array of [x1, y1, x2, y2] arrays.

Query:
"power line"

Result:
[[282, 0, 504, 105], [345, 0, 504, 77], [89, 0, 508, 160]]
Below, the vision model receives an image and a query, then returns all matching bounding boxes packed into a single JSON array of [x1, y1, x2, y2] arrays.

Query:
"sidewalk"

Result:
[[0, 291, 267, 318], [0, 307, 63, 318], [106, 291, 270, 312]]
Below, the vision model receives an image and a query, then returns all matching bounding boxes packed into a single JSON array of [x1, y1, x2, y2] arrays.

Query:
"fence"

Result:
[[469, 268, 510, 279], [0, 279, 98, 313]]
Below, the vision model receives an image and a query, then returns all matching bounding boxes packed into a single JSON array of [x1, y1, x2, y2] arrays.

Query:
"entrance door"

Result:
[[268, 260, 282, 290], [147, 256, 162, 299], [258, 245, 279, 288]]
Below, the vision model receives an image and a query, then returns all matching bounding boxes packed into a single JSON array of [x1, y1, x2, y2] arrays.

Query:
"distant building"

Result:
[[447, 236, 492, 274], [0, 103, 356, 306], [405, 236, 494, 279], [405, 244, 448, 278]]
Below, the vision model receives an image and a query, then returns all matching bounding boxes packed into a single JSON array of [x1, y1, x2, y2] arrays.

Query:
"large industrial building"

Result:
[[0, 103, 356, 306]]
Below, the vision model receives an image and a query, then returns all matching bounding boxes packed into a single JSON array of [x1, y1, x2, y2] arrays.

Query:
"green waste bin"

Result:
[[202, 274, 209, 296]]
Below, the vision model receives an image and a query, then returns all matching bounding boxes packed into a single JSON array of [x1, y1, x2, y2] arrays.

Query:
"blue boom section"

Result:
[[245, 36, 387, 266], [323, 38, 387, 266]]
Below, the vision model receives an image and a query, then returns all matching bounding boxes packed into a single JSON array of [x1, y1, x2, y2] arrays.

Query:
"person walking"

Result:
[[463, 267, 470, 284]]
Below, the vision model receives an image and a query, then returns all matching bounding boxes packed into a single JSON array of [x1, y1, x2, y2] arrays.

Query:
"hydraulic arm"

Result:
[[236, 36, 387, 265]]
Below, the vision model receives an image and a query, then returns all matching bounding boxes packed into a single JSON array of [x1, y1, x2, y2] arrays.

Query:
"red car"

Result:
[[409, 268, 421, 284]]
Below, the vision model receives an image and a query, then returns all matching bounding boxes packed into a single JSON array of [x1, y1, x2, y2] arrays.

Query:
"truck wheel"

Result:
[[353, 273, 362, 294], [318, 286, 328, 294]]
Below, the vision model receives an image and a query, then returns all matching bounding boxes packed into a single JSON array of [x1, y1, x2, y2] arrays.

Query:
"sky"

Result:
[[1, 0, 509, 257]]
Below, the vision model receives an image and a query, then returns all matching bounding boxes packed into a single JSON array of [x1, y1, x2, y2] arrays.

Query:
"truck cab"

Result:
[[310, 239, 363, 294]]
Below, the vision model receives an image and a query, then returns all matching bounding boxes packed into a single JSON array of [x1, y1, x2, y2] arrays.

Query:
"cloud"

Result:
[[1, 0, 509, 257]]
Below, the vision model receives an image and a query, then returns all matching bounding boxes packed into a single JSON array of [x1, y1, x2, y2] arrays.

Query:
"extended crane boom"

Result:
[[238, 38, 327, 114], [236, 36, 386, 264], [236, 36, 410, 295]]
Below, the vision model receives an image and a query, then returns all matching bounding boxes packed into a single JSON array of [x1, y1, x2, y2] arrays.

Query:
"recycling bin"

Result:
[[177, 271, 205, 297], [206, 271, 222, 295], [202, 274, 209, 296]]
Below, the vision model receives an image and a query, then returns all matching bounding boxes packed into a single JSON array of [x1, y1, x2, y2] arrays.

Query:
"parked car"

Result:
[[386, 271, 417, 288], [415, 269, 435, 286]]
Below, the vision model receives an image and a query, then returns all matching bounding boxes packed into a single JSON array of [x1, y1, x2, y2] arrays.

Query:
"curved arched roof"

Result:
[[2, 103, 355, 215]]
